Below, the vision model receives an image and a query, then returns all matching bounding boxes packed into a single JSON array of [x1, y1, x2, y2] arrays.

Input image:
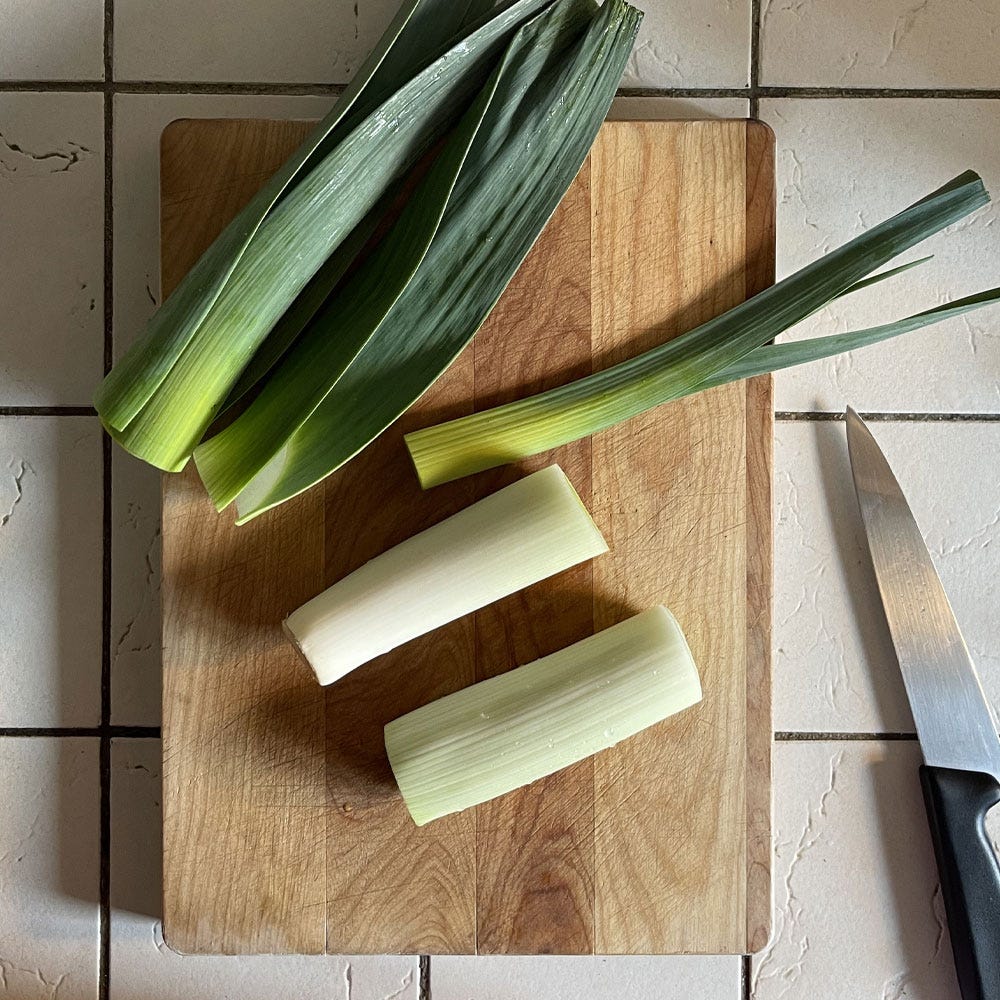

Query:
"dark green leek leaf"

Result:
[[232, 0, 643, 522], [698, 286, 1000, 388], [404, 172, 994, 488], [96, 0, 555, 471]]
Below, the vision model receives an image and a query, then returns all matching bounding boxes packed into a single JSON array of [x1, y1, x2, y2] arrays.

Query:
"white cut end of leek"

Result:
[[384, 605, 702, 826], [284, 464, 607, 686]]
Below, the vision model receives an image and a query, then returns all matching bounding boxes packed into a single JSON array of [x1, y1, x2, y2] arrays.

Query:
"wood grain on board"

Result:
[[159, 117, 774, 955]]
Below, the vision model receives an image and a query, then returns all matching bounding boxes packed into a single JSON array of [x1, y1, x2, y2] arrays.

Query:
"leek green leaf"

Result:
[[195, 0, 600, 509], [404, 171, 994, 489], [97, 0, 556, 470], [96, 0, 482, 431], [233, 0, 642, 522], [697, 286, 1000, 388]]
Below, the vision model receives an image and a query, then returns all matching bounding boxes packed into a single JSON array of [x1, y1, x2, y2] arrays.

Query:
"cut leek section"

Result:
[[284, 465, 606, 686], [384, 605, 702, 827]]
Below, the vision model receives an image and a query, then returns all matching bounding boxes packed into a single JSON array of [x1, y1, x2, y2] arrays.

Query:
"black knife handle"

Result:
[[920, 765, 1000, 1000]]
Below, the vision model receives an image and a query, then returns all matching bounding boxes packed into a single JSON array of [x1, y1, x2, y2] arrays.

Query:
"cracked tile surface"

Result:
[[0, 93, 104, 406], [114, 0, 399, 83], [761, 0, 1000, 88], [110, 740, 419, 999], [620, 0, 751, 88], [751, 741, 1000, 1000], [0, 738, 99, 1000], [434, 955, 740, 999], [0, 0, 104, 79], [774, 420, 1000, 733], [761, 99, 1000, 414], [0, 418, 102, 726], [111, 93, 335, 723]]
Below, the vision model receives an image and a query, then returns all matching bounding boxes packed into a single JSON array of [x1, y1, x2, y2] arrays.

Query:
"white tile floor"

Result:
[[2, 0, 1000, 997]]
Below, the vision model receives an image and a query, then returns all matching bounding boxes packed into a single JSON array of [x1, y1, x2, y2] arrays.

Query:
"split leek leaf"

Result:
[[232, 0, 642, 523], [384, 605, 701, 827], [96, 0, 492, 432], [284, 465, 607, 686], [96, 0, 555, 470], [193, 0, 597, 509], [404, 171, 997, 489], [697, 286, 1000, 389]]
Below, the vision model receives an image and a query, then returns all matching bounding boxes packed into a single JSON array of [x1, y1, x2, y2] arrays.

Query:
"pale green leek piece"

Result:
[[284, 465, 607, 686], [384, 606, 702, 826]]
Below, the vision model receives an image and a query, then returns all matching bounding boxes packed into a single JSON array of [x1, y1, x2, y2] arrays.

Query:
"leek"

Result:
[[193, 0, 602, 509], [284, 465, 607, 686], [384, 605, 701, 826], [404, 171, 1000, 488], [217, 0, 641, 522], [95, 0, 557, 469]]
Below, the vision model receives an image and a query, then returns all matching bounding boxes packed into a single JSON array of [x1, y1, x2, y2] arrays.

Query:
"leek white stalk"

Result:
[[384, 605, 702, 826], [284, 465, 606, 685]]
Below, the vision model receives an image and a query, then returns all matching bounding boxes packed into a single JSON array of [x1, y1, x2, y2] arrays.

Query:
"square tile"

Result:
[[0, 0, 104, 80], [0, 92, 103, 405], [0, 418, 102, 726], [111, 93, 334, 724], [620, 0, 751, 88], [761, 0, 1000, 89], [761, 99, 1000, 414], [774, 420, 1000, 734], [433, 955, 741, 999], [0, 737, 99, 1000], [114, 0, 398, 83], [110, 739, 419, 997], [752, 741, 985, 1000]]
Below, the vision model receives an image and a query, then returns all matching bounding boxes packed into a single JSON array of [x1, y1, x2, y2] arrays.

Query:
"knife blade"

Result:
[[846, 406, 1000, 1000]]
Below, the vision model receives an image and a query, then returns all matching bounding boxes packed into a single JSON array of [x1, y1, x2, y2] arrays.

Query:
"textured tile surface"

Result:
[[0, 93, 104, 406], [762, 99, 1000, 414], [110, 93, 334, 724], [0, 738, 99, 1000], [0, 418, 102, 726], [114, 0, 397, 83], [620, 0, 751, 88], [750, 741, 995, 1000], [434, 955, 741, 999], [761, 0, 1000, 88], [774, 419, 1000, 734], [110, 739, 420, 998], [0, 0, 104, 80]]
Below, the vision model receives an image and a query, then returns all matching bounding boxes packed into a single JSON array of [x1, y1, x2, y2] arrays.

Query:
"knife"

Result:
[[846, 406, 1000, 1000]]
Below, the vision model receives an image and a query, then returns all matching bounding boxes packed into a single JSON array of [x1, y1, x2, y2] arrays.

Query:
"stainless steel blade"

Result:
[[847, 407, 1000, 782]]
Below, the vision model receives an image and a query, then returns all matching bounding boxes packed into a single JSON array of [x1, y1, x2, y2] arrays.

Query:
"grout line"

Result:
[[3, 80, 1000, 98], [775, 410, 1000, 422], [0, 726, 161, 738], [99, 737, 111, 1000], [99, 4, 114, 998], [419, 955, 431, 1000], [761, 86, 1000, 99], [774, 731, 917, 741], [742, 953, 752, 1000], [749, 0, 761, 119], [0, 406, 97, 416], [617, 86, 752, 99]]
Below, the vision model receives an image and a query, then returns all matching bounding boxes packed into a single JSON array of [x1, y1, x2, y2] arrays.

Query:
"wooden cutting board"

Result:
[[160, 117, 774, 956]]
